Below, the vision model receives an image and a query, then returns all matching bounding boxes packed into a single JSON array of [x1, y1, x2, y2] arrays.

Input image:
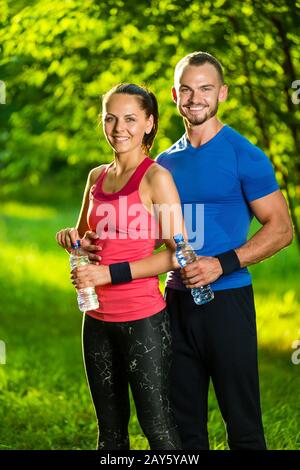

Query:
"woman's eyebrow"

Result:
[[105, 113, 138, 117]]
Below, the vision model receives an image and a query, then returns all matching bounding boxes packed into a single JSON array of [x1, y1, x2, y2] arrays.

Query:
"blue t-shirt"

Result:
[[156, 125, 279, 291]]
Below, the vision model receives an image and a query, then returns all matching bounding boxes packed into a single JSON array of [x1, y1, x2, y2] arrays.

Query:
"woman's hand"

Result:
[[71, 264, 111, 288], [56, 228, 102, 263], [80, 231, 102, 264], [56, 227, 80, 251]]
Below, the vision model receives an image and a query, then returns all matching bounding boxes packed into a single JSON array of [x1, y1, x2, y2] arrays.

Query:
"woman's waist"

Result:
[[96, 275, 160, 292], [95, 277, 163, 307], [92, 240, 156, 264]]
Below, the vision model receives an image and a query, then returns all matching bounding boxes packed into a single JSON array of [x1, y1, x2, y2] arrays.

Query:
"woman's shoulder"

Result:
[[145, 160, 172, 179], [88, 164, 108, 186], [145, 160, 174, 185]]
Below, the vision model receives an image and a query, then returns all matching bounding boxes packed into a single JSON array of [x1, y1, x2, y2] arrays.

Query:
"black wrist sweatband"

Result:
[[109, 262, 132, 285], [215, 250, 240, 275]]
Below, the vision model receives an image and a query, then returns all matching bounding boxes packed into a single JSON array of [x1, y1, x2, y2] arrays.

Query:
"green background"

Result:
[[0, 0, 299, 450]]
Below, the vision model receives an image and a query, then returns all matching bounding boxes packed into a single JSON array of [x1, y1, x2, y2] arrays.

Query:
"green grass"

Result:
[[0, 200, 299, 450]]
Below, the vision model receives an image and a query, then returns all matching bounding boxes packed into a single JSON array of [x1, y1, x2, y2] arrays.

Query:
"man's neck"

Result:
[[185, 118, 224, 148]]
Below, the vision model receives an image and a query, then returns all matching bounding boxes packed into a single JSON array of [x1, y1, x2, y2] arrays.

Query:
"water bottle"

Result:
[[69, 240, 100, 312], [173, 233, 214, 305]]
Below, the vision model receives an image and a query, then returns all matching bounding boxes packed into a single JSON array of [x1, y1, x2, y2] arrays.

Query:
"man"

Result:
[[155, 51, 293, 450], [70, 51, 293, 450]]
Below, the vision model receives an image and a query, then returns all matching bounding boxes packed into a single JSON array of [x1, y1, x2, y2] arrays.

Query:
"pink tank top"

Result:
[[86, 157, 166, 322]]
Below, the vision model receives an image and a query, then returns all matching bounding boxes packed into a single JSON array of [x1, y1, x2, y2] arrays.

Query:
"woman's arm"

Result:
[[75, 166, 105, 236], [71, 165, 186, 289], [130, 164, 186, 278], [56, 166, 105, 250]]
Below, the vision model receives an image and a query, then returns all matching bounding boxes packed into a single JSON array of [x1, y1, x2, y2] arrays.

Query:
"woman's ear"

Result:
[[145, 114, 154, 134]]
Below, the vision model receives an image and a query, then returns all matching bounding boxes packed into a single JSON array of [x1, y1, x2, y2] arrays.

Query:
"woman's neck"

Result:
[[112, 149, 147, 175]]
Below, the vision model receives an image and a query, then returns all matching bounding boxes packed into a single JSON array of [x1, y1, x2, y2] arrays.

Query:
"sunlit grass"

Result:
[[255, 290, 299, 350], [0, 201, 299, 450], [0, 202, 57, 220], [0, 244, 71, 289]]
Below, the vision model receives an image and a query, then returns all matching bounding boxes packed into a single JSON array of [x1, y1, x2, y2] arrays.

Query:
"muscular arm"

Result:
[[182, 190, 294, 288], [235, 190, 293, 267]]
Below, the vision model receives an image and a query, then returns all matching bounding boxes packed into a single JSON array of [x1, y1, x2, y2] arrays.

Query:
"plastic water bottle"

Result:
[[70, 240, 99, 312], [173, 234, 214, 305]]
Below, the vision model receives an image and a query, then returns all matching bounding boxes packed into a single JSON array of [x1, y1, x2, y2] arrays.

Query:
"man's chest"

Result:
[[161, 153, 242, 204]]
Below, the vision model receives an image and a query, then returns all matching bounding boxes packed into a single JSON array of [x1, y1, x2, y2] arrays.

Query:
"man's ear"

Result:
[[172, 86, 178, 104], [218, 84, 228, 103]]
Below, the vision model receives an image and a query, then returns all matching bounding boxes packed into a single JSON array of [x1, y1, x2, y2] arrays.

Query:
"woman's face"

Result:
[[102, 93, 153, 155]]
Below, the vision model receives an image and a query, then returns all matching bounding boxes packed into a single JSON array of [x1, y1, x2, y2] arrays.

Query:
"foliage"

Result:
[[0, 0, 299, 242]]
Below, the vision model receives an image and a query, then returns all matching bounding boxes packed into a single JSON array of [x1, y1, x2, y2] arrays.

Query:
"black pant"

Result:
[[82, 309, 181, 450], [166, 285, 266, 450]]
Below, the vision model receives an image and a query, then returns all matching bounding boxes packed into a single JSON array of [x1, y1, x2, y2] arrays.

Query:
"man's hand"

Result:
[[71, 264, 111, 289], [181, 256, 223, 288], [80, 231, 102, 264]]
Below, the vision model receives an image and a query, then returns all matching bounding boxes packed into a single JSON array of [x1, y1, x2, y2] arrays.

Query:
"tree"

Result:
[[0, 0, 299, 246]]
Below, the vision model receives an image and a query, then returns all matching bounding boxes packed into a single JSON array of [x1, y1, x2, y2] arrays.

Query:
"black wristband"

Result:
[[109, 262, 132, 285], [215, 250, 240, 275]]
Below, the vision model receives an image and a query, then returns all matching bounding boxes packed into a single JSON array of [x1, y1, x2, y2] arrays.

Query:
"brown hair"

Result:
[[102, 83, 159, 156], [175, 51, 224, 84]]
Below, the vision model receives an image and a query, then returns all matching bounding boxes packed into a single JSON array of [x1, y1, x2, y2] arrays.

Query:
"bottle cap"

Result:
[[173, 233, 184, 244], [71, 240, 81, 249]]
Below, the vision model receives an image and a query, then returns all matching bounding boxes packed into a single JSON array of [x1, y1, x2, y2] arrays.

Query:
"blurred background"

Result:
[[0, 0, 299, 450]]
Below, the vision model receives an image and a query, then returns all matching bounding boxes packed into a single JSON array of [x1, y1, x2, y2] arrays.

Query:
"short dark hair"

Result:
[[174, 51, 224, 84], [101, 83, 159, 156]]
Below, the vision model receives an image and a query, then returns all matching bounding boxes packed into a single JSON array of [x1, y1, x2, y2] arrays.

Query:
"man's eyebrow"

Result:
[[179, 84, 193, 89], [179, 83, 215, 89]]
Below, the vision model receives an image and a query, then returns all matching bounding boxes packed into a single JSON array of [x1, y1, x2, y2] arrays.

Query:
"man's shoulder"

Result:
[[223, 126, 265, 158], [155, 134, 186, 164]]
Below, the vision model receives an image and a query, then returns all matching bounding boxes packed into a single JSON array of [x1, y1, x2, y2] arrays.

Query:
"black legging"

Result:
[[82, 309, 181, 450]]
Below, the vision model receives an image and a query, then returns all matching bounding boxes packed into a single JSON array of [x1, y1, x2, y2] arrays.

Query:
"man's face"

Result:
[[172, 63, 228, 126]]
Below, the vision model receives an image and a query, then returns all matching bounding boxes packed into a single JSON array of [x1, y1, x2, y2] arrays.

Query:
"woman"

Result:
[[56, 84, 184, 450]]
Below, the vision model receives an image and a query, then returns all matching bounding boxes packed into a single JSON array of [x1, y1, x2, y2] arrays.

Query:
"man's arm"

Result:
[[182, 190, 293, 288], [235, 190, 293, 266]]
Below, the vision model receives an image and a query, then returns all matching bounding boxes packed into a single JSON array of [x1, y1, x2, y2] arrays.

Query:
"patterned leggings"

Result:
[[82, 309, 181, 450]]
